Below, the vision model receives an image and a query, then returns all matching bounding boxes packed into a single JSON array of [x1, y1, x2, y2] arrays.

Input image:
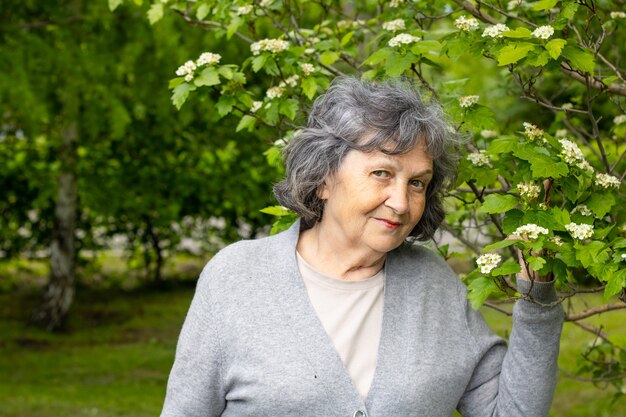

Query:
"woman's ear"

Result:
[[318, 175, 334, 200]]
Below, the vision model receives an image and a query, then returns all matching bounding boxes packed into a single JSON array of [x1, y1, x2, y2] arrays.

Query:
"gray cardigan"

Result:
[[161, 222, 563, 417]]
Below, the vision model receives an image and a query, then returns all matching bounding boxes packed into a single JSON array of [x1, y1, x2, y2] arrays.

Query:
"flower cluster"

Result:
[[300, 63, 315, 77], [459, 95, 479, 108], [250, 38, 290, 55], [279, 75, 300, 88], [197, 52, 221, 66], [558, 138, 586, 166], [565, 222, 594, 240], [382, 19, 405, 32], [561, 103, 574, 110], [250, 101, 263, 113], [266, 86, 285, 99], [523, 122, 544, 141], [476, 253, 502, 274], [482, 24, 509, 38], [388, 33, 421, 47], [611, 11, 626, 19], [550, 236, 564, 247], [555, 129, 568, 137], [532, 25, 554, 39], [614, 115, 626, 125], [389, 0, 403, 8], [481, 130, 498, 138], [260, 0, 273, 7], [175, 60, 197, 82], [518, 182, 541, 200], [467, 150, 492, 167], [595, 173, 621, 189], [513, 223, 549, 240], [236, 5, 253, 15], [455, 15, 480, 31], [507, 0, 522, 10], [571, 204, 593, 217]]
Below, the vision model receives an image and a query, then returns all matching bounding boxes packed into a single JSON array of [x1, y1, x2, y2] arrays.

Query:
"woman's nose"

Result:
[[384, 182, 409, 214]]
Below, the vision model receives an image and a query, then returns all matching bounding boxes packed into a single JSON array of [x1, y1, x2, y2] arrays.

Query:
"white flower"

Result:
[[611, 11, 626, 19], [532, 25, 554, 39], [250, 38, 291, 55], [467, 150, 492, 167], [621, 253, 626, 261], [561, 102, 573, 110], [459, 95, 479, 108], [482, 23, 509, 38], [389, 0, 403, 8], [279, 75, 300, 88], [559, 138, 585, 164], [571, 204, 593, 217], [550, 236, 564, 247], [300, 63, 315, 77], [513, 223, 549, 240], [175, 60, 196, 80], [260, 0, 273, 7], [507, 0, 522, 11], [523, 122, 544, 140], [388, 33, 421, 47], [614, 115, 626, 125], [266, 86, 284, 99], [236, 5, 253, 15], [476, 253, 502, 274], [304, 48, 316, 55], [382, 19, 406, 32], [595, 173, 621, 189], [455, 16, 480, 32], [481, 130, 498, 138], [576, 159, 594, 173], [250, 101, 262, 113], [196, 52, 221, 66], [565, 222, 594, 240], [518, 182, 541, 200], [555, 129, 568, 137]]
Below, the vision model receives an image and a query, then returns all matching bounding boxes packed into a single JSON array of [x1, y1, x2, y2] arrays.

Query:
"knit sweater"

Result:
[[161, 221, 564, 417]]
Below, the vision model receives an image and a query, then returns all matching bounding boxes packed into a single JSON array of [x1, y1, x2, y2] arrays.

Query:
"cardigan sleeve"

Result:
[[160, 268, 226, 417], [457, 278, 564, 417]]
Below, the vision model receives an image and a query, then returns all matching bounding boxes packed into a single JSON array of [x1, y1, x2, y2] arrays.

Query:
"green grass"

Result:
[[0, 282, 624, 416]]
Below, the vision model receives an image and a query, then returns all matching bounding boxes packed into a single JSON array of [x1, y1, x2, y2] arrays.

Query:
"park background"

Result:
[[1, 0, 626, 416]]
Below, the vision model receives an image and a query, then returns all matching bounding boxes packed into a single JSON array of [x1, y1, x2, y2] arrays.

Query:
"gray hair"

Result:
[[273, 76, 459, 240]]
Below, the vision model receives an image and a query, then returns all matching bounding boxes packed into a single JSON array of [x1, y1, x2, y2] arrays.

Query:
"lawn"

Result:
[[0, 279, 623, 416]]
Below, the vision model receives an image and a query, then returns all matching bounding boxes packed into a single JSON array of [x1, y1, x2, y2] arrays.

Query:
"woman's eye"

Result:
[[410, 179, 425, 189], [372, 170, 389, 178]]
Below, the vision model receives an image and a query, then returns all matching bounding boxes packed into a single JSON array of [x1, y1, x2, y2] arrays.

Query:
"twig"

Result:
[[565, 302, 626, 321]]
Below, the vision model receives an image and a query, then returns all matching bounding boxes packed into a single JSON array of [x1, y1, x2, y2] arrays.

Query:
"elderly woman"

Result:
[[161, 77, 563, 417]]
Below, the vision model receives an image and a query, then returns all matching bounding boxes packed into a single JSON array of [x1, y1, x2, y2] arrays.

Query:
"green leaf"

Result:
[[463, 106, 496, 130], [218, 66, 234, 80], [385, 52, 415, 77], [575, 241, 608, 268], [523, 210, 561, 230], [147, 3, 164, 25], [478, 194, 519, 214], [467, 277, 500, 309], [594, 225, 615, 241], [497, 43, 536, 66], [108, 0, 123, 11], [196, 3, 211, 20], [604, 269, 626, 300], [227, 17, 242, 40], [513, 145, 569, 179], [525, 50, 550, 67], [301, 77, 318, 100], [340, 31, 354, 47], [482, 239, 522, 252], [503, 209, 524, 234], [171, 83, 192, 110], [236, 115, 256, 132], [279, 99, 299, 121], [251, 55, 268, 73], [270, 214, 299, 235], [561, 1, 579, 19], [492, 259, 522, 276], [503, 27, 532, 39], [410, 40, 442, 55], [585, 192, 615, 218], [488, 136, 519, 154], [168, 77, 185, 89], [562, 46, 596, 74], [320, 51, 340, 66], [216, 95, 235, 118], [527, 256, 546, 271], [531, 0, 559, 11], [260, 205, 293, 217], [194, 67, 220, 87], [545, 39, 567, 59], [549, 207, 570, 229], [363, 48, 393, 66]]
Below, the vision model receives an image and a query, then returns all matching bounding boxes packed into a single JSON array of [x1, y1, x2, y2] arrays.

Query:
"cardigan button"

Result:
[[353, 410, 367, 417]]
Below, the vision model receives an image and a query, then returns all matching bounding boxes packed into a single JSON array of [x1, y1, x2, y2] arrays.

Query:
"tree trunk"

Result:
[[31, 122, 78, 331]]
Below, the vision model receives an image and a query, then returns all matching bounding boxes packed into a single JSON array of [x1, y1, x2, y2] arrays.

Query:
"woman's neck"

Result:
[[296, 224, 386, 281]]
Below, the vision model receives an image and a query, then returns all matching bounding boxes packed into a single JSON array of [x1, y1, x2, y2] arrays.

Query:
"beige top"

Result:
[[296, 251, 384, 399]]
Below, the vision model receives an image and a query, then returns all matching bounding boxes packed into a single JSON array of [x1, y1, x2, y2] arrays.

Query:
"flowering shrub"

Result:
[[118, 0, 626, 392]]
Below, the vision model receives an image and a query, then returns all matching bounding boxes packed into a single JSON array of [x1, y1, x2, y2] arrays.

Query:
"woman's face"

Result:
[[319, 141, 433, 257]]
